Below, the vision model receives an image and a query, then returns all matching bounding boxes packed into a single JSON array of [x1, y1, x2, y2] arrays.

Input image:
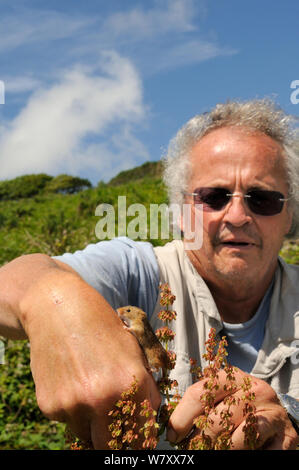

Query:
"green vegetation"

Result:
[[0, 174, 52, 200], [0, 161, 298, 449], [0, 162, 169, 449], [0, 173, 92, 201], [108, 160, 163, 186], [280, 240, 299, 265], [45, 174, 92, 194]]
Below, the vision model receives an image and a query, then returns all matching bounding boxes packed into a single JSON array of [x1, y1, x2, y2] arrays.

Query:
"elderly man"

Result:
[[0, 99, 298, 450]]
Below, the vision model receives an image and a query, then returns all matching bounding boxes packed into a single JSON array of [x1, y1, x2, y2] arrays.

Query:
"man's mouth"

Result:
[[220, 240, 255, 248]]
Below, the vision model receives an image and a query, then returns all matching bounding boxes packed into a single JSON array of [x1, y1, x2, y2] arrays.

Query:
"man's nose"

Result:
[[222, 193, 252, 227]]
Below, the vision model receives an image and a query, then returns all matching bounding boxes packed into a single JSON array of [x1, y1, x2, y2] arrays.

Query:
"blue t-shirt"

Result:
[[53, 237, 160, 317], [54, 236, 271, 373], [222, 280, 273, 372]]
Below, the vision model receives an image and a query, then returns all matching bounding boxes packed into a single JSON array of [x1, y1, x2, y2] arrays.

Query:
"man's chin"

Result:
[[213, 257, 252, 279]]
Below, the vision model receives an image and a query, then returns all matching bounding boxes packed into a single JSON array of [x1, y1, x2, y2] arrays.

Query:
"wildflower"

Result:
[[139, 399, 159, 450], [188, 433, 213, 450], [158, 309, 177, 322], [159, 283, 176, 306], [189, 357, 202, 382], [166, 351, 176, 370], [155, 326, 175, 342], [202, 328, 217, 363], [107, 376, 140, 450], [241, 376, 259, 449]]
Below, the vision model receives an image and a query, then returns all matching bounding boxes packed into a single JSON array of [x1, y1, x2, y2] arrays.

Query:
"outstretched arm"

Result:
[[0, 254, 161, 448]]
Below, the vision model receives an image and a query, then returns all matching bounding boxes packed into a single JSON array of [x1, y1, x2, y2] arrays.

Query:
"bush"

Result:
[[0, 174, 53, 200], [45, 174, 92, 194]]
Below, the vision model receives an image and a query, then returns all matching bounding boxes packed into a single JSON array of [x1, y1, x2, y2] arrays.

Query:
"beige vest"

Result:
[[151, 240, 299, 399]]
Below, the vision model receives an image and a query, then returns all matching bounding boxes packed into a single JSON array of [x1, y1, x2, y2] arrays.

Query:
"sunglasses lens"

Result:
[[192, 188, 286, 215], [193, 188, 229, 210], [247, 190, 284, 215]]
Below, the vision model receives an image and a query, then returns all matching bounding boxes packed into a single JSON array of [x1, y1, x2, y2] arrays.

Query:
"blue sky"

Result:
[[0, 0, 298, 184]]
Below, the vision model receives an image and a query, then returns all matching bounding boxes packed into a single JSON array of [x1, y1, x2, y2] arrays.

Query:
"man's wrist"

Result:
[[18, 268, 84, 338]]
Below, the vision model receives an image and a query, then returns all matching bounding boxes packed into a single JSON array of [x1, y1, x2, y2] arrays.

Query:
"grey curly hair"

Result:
[[162, 99, 299, 237]]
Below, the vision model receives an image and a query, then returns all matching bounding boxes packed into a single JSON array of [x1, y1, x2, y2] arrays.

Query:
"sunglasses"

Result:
[[184, 187, 289, 216]]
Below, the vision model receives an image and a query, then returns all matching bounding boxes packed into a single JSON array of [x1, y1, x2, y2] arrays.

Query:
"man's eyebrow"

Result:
[[246, 184, 278, 191], [192, 180, 230, 187]]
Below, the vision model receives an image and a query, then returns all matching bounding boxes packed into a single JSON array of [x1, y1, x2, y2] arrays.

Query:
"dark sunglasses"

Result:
[[184, 187, 289, 216]]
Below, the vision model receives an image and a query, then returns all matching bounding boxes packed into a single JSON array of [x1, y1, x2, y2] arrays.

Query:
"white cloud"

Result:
[[4, 76, 42, 94], [0, 52, 148, 182], [103, 0, 196, 40], [0, 9, 93, 52], [0, 1, 196, 56], [0, 1, 236, 80], [0, 1, 238, 183], [94, 0, 236, 74], [71, 125, 150, 182], [152, 39, 238, 72]]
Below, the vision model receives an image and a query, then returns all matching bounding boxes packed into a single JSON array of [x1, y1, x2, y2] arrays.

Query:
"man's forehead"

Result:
[[188, 126, 288, 188], [189, 126, 285, 163]]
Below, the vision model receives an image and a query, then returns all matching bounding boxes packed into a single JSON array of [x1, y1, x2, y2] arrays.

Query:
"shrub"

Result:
[[0, 174, 53, 200], [45, 175, 92, 194]]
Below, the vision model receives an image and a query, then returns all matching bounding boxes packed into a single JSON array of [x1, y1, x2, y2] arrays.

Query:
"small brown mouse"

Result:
[[116, 306, 171, 374]]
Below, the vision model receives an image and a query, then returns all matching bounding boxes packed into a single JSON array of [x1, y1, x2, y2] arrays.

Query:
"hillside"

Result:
[[108, 160, 163, 186], [0, 162, 167, 267], [0, 161, 298, 450]]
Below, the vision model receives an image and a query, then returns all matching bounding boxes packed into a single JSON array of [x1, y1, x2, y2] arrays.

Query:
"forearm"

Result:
[[0, 253, 83, 339], [0, 252, 161, 449]]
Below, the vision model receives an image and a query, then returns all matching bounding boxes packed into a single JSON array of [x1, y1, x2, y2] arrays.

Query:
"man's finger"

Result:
[[231, 410, 299, 450], [167, 368, 246, 443]]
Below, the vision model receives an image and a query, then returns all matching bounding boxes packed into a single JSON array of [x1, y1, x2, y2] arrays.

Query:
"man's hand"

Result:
[[167, 368, 299, 450], [5, 256, 161, 449]]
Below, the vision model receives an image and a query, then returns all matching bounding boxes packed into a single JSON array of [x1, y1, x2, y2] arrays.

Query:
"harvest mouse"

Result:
[[116, 306, 171, 374]]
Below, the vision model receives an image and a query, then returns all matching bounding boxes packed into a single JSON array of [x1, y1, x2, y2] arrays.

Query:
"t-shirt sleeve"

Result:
[[52, 237, 160, 317]]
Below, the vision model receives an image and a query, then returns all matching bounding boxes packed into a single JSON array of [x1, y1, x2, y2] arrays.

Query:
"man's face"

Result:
[[184, 126, 293, 290]]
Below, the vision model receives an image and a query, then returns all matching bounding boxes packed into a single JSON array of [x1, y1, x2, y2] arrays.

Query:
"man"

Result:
[[0, 99, 298, 449]]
